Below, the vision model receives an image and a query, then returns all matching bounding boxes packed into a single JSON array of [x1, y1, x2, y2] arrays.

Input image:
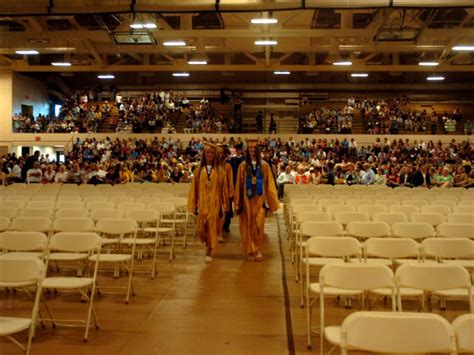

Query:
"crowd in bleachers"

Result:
[[299, 105, 354, 134], [0, 135, 472, 189]]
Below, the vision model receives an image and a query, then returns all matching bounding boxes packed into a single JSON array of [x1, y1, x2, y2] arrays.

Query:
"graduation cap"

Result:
[[246, 138, 259, 147], [203, 142, 219, 150]]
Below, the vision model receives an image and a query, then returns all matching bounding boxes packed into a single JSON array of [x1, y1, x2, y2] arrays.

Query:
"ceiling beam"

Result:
[[83, 39, 105, 67], [278, 52, 295, 64], [5, 63, 473, 72]]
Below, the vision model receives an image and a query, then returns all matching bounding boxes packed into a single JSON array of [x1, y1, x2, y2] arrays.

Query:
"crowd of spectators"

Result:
[[1, 136, 472, 191], [299, 104, 354, 134], [12, 89, 239, 134]]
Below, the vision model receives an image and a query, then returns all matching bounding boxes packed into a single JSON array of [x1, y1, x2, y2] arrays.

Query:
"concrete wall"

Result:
[[12, 73, 49, 117], [0, 71, 13, 143]]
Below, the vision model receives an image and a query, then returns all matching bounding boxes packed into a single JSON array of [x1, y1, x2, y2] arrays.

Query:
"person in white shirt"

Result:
[[42, 164, 56, 183], [277, 165, 295, 199], [360, 163, 376, 185], [54, 165, 69, 183], [26, 162, 42, 184]]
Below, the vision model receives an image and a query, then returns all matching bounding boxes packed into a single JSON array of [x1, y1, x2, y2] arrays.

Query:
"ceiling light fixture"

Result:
[[163, 40, 186, 46], [332, 60, 352, 66], [173, 72, 190, 77], [130, 23, 157, 29], [427, 75, 445, 81], [251, 18, 278, 24], [188, 60, 207, 65], [97, 74, 115, 79], [452, 45, 474, 51], [418, 61, 439, 66], [255, 40, 278, 46], [274, 71, 290, 75], [51, 62, 72, 67], [15, 50, 39, 55], [351, 73, 368, 77]]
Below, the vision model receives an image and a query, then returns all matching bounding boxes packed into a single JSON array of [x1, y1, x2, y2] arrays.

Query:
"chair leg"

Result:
[[125, 254, 136, 304]]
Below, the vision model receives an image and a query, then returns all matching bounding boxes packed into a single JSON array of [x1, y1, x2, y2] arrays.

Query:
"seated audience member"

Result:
[[54, 165, 69, 183], [294, 166, 310, 185], [26, 162, 43, 183], [452, 165, 469, 188], [413, 165, 431, 187], [360, 163, 375, 185], [435, 168, 454, 188], [386, 166, 400, 188], [344, 163, 360, 186], [42, 164, 56, 184], [374, 168, 387, 185], [277, 165, 295, 198], [399, 166, 414, 187]]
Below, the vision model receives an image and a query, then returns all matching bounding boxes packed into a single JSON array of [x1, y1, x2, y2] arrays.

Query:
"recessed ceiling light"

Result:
[[163, 41, 186, 46], [351, 73, 368, 77], [427, 76, 445, 81], [188, 60, 207, 65], [255, 40, 278, 46], [251, 18, 278, 24], [274, 71, 290, 75], [51, 62, 72, 67], [418, 61, 439, 66], [97, 74, 115, 79], [172, 72, 189, 77], [452, 45, 474, 51], [130, 23, 157, 29], [15, 50, 39, 55], [332, 60, 352, 66]]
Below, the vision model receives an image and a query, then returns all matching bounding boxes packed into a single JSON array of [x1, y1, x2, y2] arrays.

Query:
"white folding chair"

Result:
[[55, 201, 85, 210], [19, 208, 54, 219], [55, 209, 89, 219], [362, 238, 420, 267], [26, 201, 55, 210], [454, 206, 474, 214], [374, 199, 400, 208], [93, 218, 138, 303], [392, 222, 435, 240], [41, 232, 102, 342], [437, 223, 474, 239], [372, 212, 408, 226], [396, 263, 473, 312], [0, 256, 44, 355], [109, 196, 134, 205], [447, 213, 474, 223], [402, 199, 429, 207], [333, 212, 369, 227], [308, 263, 396, 352], [411, 212, 446, 227], [0, 216, 10, 232], [147, 203, 178, 259], [52, 218, 95, 233], [0, 208, 19, 219], [326, 205, 355, 215], [86, 201, 115, 211], [357, 205, 387, 215], [116, 202, 146, 211], [346, 222, 391, 240], [89, 209, 124, 222], [11, 217, 51, 234], [421, 237, 474, 271], [389, 205, 420, 217], [452, 314, 474, 354], [335, 312, 457, 355], [0, 231, 48, 258], [432, 199, 457, 209]]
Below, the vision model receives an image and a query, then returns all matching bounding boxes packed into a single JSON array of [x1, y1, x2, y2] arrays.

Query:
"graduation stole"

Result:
[[246, 163, 263, 199]]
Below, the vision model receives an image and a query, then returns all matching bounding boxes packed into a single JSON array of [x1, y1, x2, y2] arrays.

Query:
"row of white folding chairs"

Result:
[[0, 197, 188, 212], [286, 183, 473, 193], [325, 311, 473, 355], [291, 210, 473, 227], [305, 262, 473, 351]]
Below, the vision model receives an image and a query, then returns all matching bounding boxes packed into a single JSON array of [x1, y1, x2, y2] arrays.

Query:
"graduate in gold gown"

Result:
[[188, 142, 228, 262], [216, 144, 234, 242], [234, 139, 279, 261]]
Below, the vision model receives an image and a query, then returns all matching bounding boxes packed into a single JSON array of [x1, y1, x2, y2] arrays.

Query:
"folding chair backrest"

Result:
[[357, 205, 387, 215], [421, 237, 474, 259], [306, 236, 361, 257], [340, 312, 457, 354], [90, 209, 124, 221], [300, 221, 344, 237], [0, 207, 18, 219], [147, 202, 176, 214], [447, 213, 473, 224], [297, 212, 331, 223], [411, 213, 445, 226], [0, 231, 48, 252], [389, 205, 420, 216], [452, 314, 474, 353], [326, 205, 355, 215], [364, 238, 419, 259], [53, 217, 95, 232], [19, 208, 54, 219], [124, 209, 159, 223], [333, 212, 370, 226], [432, 200, 457, 209], [49, 232, 102, 252], [402, 199, 429, 207], [56, 201, 85, 210], [437, 223, 474, 239], [454, 206, 474, 214], [292, 205, 323, 214], [87, 201, 115, 210], [396, 263, 471, 291], [372, 212, 408, 225], [11, 217, 51, 233], [421, 205, 451, 216], [0, 256, 44, 285], [346, 222, 390, 238], [55, 209, 89, 219], [109, 196, 135, 205], [320, 263, 395, 291], [346, 200, 373, 207], [96, 218, 137, 235], [374, 199, 400, 207], [27, 201, 55, 210], [116, 202, 146, 211], [391, 222, 435, 239]]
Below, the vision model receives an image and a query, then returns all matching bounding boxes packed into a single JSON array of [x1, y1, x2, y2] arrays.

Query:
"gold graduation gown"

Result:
[[234, 160, 279, 254], [188, 165, 228, 249]]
